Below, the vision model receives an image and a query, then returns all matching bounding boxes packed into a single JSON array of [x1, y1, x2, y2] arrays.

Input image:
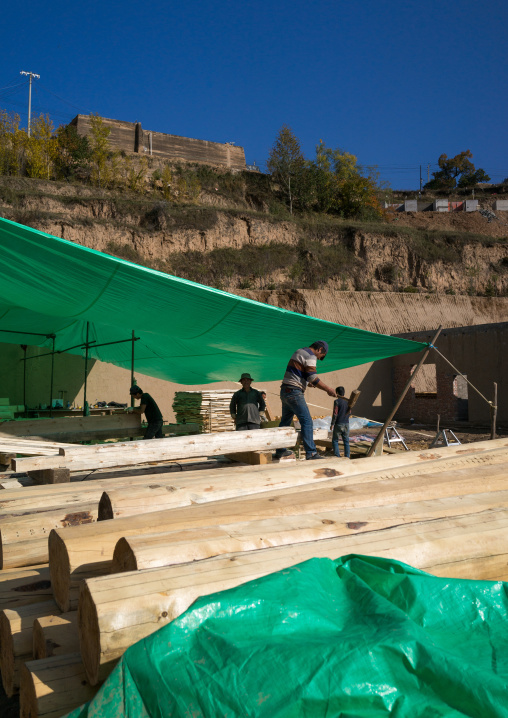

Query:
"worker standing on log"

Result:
[[128, 386, 164, 439], [330, 386, 351, 458], [230, 373, 266, 430], [274, 341, 336, 461]]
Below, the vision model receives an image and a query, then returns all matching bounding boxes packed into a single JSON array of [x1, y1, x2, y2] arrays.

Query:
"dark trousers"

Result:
[[236, 423, 260, 430], [143, 420, 164, 439], [332, 422, 350, 458]]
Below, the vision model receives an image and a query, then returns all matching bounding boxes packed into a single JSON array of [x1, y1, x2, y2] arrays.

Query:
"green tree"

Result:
[[54, 124, 91, 179], [267, 125, 308, 214], [425, 150, 490, 189], [25, 114, 56, 179], [311, 141, 382, 218], [0, 109, 26, 176], [88, 113, 111, 187]]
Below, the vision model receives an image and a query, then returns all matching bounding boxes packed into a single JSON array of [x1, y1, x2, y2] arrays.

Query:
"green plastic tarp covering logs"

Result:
[[0, 218, 427, 384], [66, 555, 508, 718]]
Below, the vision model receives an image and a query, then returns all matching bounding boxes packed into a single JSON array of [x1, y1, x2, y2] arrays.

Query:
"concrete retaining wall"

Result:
[[70, 115, 246, 170]]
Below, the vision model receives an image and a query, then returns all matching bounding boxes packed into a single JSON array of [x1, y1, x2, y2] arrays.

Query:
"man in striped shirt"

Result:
[[274, 341, 337, 461]]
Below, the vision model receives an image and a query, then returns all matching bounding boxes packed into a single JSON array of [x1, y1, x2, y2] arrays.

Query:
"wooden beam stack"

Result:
[[172, 390, 235, 432], [1, 435, 507, 716]]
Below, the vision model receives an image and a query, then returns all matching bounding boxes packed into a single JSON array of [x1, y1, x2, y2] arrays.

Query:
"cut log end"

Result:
[[111, 537, 137, 573], [78, 581, 101, 686], [48, 530, 72, 613], [20, 653, 96, 718], [98, 491, 114, 521], [0, 610, 16, 695]]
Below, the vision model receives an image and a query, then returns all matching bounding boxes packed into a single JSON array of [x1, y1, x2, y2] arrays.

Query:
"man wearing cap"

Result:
[[229, 373, 266, 430], [274, 341, 336, 461], [128, 385, 164, 439]]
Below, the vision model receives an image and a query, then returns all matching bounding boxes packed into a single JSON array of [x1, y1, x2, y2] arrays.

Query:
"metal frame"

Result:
[[2, 325, 139, 418]]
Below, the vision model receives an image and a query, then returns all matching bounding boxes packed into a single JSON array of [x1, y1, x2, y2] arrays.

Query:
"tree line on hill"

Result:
[[0, 107, 496, 221], [267, 125, 495, 218]]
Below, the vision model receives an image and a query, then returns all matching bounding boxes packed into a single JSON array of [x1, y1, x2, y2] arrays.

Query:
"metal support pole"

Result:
[[367, 326, 443, 457], [131, 330, 135, 409], [83, 322, 89, 417], [21, 345, 27, 415], [491, 382, 498, 440], [49, 336, 55, 418]]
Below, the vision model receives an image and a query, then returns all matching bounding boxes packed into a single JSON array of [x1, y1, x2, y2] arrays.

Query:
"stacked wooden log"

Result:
[[12, 426, 296, 475], [172, 390, 235, 432], [1, 435, 508, 717]]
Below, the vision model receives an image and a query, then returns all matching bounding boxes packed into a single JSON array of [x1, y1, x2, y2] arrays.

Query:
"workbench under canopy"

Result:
[[0, 217, 427, 384]]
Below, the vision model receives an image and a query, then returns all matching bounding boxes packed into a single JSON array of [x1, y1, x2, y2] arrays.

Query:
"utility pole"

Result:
[[20, 70, 40, 137], [419, 165, 422, 192]]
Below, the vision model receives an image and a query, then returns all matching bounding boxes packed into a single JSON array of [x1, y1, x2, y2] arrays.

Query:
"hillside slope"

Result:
[[0, 175, 507, 298]]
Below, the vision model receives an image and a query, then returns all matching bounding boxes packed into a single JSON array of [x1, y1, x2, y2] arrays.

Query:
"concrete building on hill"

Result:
[[70, 115, 247, 171]]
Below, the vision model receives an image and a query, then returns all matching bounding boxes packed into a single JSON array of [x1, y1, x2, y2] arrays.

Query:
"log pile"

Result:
[[1, 435, 507, 716], [172, 390, 235, 432]]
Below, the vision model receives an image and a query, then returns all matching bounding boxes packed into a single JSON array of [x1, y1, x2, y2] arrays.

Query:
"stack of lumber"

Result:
[[172, 390, 235, 432], [2, 436, 508, 717]]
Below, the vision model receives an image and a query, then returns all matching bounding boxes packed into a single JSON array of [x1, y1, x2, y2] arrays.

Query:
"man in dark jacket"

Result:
[[330, 386, 351, 458], [230, 373, 266, 430], [129, 385, 164, 439]]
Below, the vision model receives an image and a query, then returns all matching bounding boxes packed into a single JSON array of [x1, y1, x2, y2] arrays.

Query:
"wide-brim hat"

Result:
[[239, 373, 253, 381]]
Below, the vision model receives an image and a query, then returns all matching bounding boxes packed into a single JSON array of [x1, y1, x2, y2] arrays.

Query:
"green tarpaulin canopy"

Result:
[[0, 217, 427, 384]]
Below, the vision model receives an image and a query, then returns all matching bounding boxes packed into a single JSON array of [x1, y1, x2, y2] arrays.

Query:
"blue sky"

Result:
[[2, 0, 507, 188]]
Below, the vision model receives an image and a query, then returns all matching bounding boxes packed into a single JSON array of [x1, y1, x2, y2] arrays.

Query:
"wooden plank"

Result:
[[227, 450, 272, 465]]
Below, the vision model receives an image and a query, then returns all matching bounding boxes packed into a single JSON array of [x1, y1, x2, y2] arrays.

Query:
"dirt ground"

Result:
[[336, 422, 507, 457]]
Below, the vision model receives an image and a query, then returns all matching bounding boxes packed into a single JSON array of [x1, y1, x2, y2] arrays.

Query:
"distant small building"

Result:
[[70, 115, 247, 171]]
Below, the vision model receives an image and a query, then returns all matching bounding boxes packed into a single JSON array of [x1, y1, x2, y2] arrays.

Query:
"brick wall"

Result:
[[391, 322, 507, 424], [70, 115, 246, 170]]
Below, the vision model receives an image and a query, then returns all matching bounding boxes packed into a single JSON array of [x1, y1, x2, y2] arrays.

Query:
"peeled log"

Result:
[[0, 458, 231, 514], [20, 652, 99, 718], [0, 565, 52, 611], [111, 485, 508, 573], [0, 599, 59, 696], [50, 450, 508, 612], [79, 507, 508, 685], [49, 458, 350, 611], [0, 502, 98, 569], [98, 441, 508, 520], [98, 459, 349, 521], [13, 427, 298, 473]]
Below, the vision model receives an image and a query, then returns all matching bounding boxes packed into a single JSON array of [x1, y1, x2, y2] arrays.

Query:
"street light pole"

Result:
[[20, 70, 40, 137]]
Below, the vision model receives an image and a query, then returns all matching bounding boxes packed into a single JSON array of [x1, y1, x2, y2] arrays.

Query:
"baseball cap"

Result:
[[313, 340, 329, 359]]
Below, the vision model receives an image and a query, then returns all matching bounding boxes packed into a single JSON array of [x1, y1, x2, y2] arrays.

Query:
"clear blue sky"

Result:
[[2, 0, 507, 188]]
